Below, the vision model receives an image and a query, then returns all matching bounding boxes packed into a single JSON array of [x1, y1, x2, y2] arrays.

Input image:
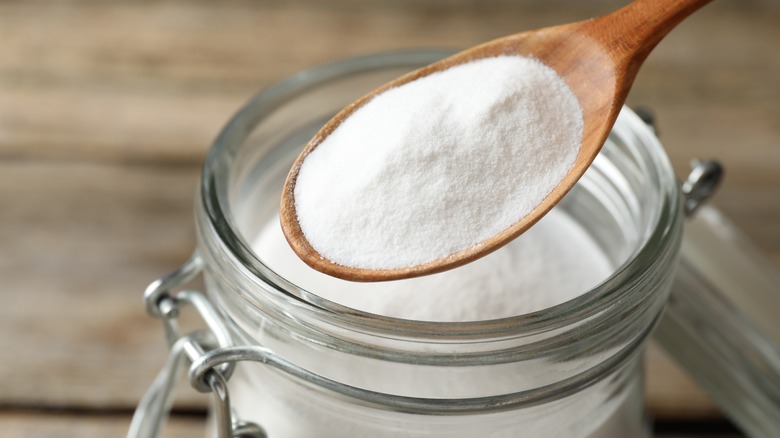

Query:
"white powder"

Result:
[[293, 55, 583, 270], [253, 208, 611, 321]]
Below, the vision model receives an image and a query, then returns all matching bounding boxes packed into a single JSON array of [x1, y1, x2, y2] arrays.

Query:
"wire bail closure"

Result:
[[128, 253, 266, 438]]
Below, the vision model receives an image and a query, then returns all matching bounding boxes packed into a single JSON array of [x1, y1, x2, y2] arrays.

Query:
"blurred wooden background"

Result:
[[1, 0, 778, 436]]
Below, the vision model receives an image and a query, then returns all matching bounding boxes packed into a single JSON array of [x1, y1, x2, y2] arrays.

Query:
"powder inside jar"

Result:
[[254, 207, 610, 322], [293, 55, 583, 271]]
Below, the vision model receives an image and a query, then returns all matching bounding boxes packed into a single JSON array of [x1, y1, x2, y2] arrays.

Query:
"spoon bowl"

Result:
[[281, 0, 711, 282]]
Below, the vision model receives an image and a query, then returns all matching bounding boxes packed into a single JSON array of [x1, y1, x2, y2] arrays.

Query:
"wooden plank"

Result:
[[0, 412, 204, 438], [0, 161, 206, 409], [0, 1, 588, 165], [0, 1, 778, 168]]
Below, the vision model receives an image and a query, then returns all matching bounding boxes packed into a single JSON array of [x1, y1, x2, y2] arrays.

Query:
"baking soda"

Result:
[[246, 207, 622, 434], [293, 55, 583, 270], [253, 207, 610, 321]]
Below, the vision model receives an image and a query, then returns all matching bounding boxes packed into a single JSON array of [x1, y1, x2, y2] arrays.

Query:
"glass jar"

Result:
[[193, 50, 682, 437]]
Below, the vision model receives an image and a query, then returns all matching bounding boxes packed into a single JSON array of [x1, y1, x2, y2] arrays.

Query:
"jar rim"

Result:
[[199, 50, 682, 340]]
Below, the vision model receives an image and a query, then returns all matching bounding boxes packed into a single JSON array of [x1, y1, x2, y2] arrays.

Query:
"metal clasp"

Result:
[[682, 159, 723, 216], [128, 253, 266, 438]]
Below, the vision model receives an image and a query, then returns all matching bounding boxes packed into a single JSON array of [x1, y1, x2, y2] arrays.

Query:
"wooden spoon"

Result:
[[280, 0, 711, 282]]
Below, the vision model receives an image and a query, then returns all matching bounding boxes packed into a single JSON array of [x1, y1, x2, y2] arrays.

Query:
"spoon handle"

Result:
[[587, 0, 712, 66]]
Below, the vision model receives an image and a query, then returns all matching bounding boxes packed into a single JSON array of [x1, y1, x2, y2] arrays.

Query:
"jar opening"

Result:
[[198, 50, 682, 339]]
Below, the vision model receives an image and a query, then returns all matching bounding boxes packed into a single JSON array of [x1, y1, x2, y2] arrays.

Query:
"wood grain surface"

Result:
[[1, 0, 777, 436]]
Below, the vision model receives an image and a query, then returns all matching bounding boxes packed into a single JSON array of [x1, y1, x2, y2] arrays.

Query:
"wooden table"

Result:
[[1, 0, 778, 436]]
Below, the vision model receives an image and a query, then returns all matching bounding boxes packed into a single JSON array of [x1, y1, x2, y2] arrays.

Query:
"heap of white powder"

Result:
[[293, 55, 583, 270], [254, 208, 611, 321]]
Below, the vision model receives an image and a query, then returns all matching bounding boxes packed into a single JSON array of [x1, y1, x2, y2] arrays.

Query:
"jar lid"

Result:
[[658, 199, 780, 437]]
